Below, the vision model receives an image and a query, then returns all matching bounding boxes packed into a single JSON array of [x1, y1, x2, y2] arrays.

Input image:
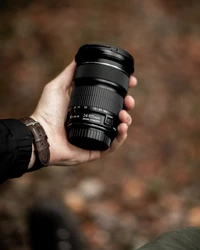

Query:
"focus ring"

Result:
[[69, 85, 123, 115]]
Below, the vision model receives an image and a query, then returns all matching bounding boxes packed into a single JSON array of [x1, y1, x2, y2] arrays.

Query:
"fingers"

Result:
[[119, 110, 132, 126], [104, 110, 131, 154], [50, 61, 137, 93], [124, 95, 135, 111], [125, 75, 137, 110], [50, 60, 76, 90], [129, 75, 137, 88], [103, 82, 135, 155], [109, 123, 128, 152]]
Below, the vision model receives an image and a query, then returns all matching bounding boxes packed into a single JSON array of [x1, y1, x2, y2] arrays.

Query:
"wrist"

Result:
[[20, 117, 50, 172]]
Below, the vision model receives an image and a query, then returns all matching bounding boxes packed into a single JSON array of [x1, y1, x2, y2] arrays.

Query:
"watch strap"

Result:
[[20, 117, 50, 171]]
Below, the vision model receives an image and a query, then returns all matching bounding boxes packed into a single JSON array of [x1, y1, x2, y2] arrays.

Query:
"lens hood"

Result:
[[75, 44, 134, 76]]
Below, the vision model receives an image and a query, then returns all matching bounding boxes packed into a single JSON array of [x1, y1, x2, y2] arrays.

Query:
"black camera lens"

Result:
[[65, 44, 134, 150]]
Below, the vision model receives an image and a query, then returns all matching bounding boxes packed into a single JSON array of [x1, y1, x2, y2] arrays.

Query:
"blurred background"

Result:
[[1, 0, 200, 249]]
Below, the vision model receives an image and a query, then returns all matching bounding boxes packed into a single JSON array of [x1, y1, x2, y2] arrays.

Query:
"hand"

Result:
[[31, 60, 137, 167]]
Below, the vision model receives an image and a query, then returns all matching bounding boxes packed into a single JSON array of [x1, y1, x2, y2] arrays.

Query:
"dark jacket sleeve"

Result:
[[0, 119, 32, 184]]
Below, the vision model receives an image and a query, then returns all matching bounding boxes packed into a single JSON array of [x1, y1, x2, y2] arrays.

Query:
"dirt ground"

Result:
[[1, 1, 200, 249]]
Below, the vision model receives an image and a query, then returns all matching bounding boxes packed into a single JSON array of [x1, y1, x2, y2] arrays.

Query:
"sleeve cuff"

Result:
[[0, 119, 33, 179]]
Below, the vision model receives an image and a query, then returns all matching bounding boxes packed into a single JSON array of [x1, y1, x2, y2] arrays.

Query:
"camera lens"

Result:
[[65, 44, 134, 150]]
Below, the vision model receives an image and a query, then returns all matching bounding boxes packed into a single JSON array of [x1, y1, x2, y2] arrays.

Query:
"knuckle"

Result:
[[127, 115, 132, 125]]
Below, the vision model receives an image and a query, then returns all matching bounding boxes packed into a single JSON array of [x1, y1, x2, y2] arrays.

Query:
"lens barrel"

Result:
[[65, 44, 134, 150]]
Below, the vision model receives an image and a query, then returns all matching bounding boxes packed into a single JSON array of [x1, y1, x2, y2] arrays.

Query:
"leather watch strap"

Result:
[[20, 117, 50, 171]]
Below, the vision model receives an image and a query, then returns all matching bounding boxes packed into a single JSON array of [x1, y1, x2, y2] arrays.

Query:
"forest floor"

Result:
[[1, 1, 200, 250]]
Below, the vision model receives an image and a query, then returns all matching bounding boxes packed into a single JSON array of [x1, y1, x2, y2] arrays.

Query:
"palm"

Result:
[[32, 84, 101, 166]]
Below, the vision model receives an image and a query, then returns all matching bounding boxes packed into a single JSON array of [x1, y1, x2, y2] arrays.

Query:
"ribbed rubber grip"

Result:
[[69, 85, 123, 115]]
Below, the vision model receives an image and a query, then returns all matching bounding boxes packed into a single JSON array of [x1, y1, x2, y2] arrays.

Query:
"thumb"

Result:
[[49, 60, 76, 90]]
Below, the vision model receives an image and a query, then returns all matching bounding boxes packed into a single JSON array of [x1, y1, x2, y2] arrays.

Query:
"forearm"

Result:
[[0, 119, 32, 183]]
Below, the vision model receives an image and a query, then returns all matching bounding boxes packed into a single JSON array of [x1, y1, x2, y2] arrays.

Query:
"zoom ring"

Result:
[[69, 85, 123, 115]]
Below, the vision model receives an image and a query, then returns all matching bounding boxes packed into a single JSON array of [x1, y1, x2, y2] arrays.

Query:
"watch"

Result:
[[20, 117, 50, 171]]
